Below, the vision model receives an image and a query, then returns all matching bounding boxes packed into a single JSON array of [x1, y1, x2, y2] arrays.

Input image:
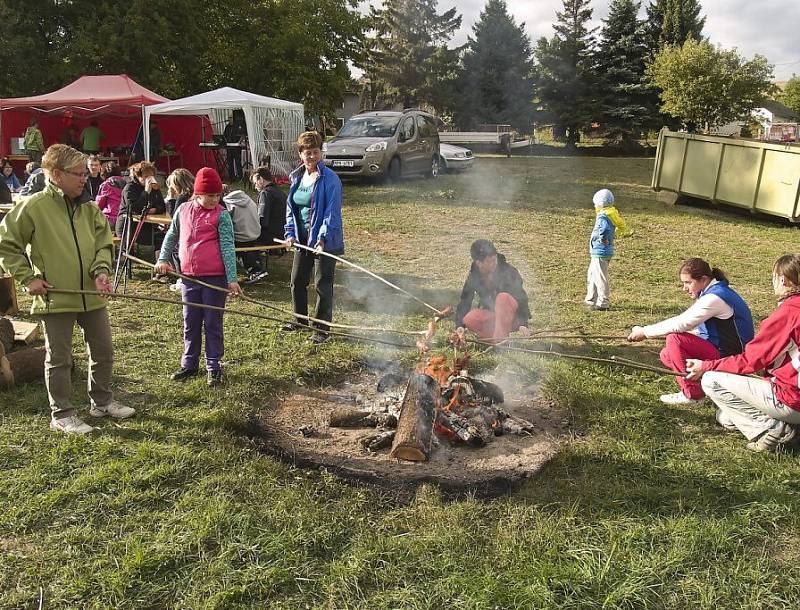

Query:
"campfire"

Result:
[[328, 353, 536, 462]]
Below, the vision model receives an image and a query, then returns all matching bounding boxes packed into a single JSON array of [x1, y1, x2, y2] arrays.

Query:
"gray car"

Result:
[[323, 110, 441, 180]]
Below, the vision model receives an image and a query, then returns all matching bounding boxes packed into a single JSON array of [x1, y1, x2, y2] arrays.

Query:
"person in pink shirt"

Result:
[[95, 161, 126, 233]]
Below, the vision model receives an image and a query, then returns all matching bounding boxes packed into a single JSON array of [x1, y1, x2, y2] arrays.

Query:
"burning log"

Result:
[[390, 374, 440, 462], [360, 429, 396, 452], [435, 410, 485, 447], [0, 347, 46, 389], [471, 378, 504, 404]]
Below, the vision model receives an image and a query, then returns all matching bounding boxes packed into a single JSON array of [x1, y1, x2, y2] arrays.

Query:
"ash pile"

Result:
[[329, 355, 537, 462]]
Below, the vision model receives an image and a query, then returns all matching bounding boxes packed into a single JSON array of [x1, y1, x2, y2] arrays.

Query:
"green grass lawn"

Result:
[[3, 157, 800, 609]]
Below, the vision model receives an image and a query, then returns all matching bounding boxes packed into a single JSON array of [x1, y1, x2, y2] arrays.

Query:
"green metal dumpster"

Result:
[[651, 128, 800, 221]]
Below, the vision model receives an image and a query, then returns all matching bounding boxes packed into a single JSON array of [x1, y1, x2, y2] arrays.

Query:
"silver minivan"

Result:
[[323, 110, 441, 180]]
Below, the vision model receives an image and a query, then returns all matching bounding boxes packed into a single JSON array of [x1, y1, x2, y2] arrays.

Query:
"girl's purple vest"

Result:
[[177, 200, 225, 277]]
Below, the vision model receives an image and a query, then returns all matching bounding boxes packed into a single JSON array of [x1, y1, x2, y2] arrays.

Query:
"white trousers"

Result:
[[585, 257, 610, 307], [701, 371, 800, 440]]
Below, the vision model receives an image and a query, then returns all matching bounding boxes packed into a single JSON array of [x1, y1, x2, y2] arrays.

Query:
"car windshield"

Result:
[[337, 116, 400, 138]]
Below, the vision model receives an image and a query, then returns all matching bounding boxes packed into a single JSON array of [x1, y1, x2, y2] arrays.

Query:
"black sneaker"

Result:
[[281, 322, 304, 332], [308, 331, 330, 345], [242, 270, 269, 285], [171, 367, 199, 381], [207, 369, 223, 387]]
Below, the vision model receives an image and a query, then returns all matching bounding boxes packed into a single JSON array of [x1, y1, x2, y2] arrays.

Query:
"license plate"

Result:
[[332, 160, 355, 167]]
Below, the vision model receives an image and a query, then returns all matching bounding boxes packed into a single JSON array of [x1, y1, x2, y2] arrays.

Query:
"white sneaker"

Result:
[[169, 279, 182, 292], [50, 415, 94, 435], [715, 408, 738, 431], [89, 400, 136, 419], [659, 391, 704, 405]]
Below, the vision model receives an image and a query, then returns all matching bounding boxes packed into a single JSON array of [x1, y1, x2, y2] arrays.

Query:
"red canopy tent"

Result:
[[0, 74, 207, 173]]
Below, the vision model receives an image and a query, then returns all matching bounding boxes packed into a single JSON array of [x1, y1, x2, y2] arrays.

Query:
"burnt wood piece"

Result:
[[497, 409, 535, 435], [436, 411, 485, 447], [0, 347, 45, 388], [360, 429, 396, 452], [0, 317, 13, 353], [390, 374, 440, 462], [0, 277, 18, 316], [471, 378, 504, 404], [328, 408, 379, 428]]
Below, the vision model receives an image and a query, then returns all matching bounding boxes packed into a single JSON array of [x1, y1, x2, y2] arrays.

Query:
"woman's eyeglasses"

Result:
[[63, 170, 89, 178]]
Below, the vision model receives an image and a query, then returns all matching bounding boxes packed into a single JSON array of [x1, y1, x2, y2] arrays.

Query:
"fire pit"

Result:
[[249, 357, 570, 497]]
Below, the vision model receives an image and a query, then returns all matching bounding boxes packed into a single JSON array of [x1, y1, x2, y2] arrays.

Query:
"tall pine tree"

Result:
[[596, 0, 659, 144], [454, 0, 535, 131], [646, 0, 705, 51], [533, 0, 598, 147], [367, 0, 461, 110]]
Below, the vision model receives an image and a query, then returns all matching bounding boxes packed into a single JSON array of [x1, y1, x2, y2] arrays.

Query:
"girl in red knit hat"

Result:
[[155, 167, 242, 387]]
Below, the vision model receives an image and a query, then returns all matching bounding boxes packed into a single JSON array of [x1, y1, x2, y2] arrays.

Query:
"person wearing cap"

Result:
[[454, 239, 531, 343], [154, 167, 242, 387], [584, 188, 632, 311], [0, 144, 135, 435]]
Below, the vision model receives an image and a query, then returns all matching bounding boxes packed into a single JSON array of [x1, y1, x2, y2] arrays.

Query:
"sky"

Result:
[[361, 0, 800, 81]]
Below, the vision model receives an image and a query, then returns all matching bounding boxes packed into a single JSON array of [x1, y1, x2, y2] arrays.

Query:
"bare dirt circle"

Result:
[[249, 364, 571, 497]]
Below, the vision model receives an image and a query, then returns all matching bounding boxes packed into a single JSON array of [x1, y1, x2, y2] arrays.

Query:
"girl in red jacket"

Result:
[[686, 254, 800, 452]]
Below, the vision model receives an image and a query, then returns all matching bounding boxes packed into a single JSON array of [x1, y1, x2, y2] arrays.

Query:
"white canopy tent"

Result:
[[143, 86, 304, 176]]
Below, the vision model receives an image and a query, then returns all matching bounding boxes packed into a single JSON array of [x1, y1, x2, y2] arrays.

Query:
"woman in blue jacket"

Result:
[[283, 131, 344, 344]]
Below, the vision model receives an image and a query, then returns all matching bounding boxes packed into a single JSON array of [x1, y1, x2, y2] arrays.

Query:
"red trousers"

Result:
[[463, 292, 519, 342], [659, 332, 720, 399]]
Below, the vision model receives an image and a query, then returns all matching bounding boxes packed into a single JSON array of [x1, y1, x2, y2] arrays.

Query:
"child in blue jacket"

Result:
[[584, 188, 631, 311]]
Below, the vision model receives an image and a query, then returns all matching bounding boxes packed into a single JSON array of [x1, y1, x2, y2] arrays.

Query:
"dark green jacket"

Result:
[[0, 181, 113, 314]]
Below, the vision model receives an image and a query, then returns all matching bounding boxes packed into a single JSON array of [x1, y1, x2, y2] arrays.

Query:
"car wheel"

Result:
[[388, 157, 401, 182], [425, 155, 440, 179]]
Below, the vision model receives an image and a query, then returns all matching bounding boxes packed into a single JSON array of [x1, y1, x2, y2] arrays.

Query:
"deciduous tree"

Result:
[[646, 39, 774, 131], [780, 76, 800, 114]]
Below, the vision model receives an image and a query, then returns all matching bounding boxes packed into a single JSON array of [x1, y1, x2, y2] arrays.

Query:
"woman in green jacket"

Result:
[[0, 144, 134, 434]]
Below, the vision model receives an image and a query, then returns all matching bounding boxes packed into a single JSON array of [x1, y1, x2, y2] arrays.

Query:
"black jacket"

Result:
[[82, 174, 104, 201], [455, 253, 531, 328], [257, 183, 287, 242], [116, 180, 166, 236]]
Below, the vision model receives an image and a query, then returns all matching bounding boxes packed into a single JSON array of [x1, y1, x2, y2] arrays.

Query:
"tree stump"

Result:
[[0, 347, 46, 389], [390, 374, 440, 462], [0, 317, 14, 353]]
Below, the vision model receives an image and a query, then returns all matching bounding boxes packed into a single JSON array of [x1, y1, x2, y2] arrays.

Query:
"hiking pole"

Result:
[[123, 253, 427, 338], [275, 238, 443, 315]]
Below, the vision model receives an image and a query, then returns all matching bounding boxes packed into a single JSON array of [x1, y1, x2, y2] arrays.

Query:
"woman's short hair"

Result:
[[166, 168, 194, 195], [101, 161, 121, 179], [133, 161, 157, 178], [252, 165, 273, 183], [679, 257, 728, 283], [41, 144, 86, 172], [297, 131, 323, 152]]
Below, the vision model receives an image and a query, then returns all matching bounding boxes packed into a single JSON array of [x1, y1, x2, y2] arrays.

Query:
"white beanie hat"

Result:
[[592, 188, 615, 208]]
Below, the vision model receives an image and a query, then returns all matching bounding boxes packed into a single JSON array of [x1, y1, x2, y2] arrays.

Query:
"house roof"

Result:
[[759, 99, 800, 121]]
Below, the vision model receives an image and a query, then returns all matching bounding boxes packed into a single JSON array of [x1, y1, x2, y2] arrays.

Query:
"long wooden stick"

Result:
[[47, 288, 414, 349], [275, 239, 442, 314], [124, 253, 426, 337]]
